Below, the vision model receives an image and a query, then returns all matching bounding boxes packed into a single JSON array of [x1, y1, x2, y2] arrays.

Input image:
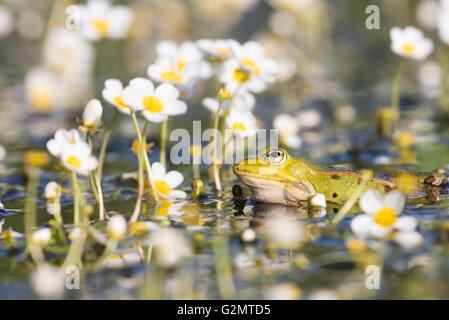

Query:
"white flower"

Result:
[[416, 0, 440, 30], [219, 41, 279, 93], [77, 0, 133, 41], [58, 141, 98, 176], [438, 3, 449, 45], [46, 129, 88, 158], [102, 79, 130, 114], [44, 181, 61, 200], [147, 40, 211, 86], [151, 228, 191, 268], [390, 26, 434, 60], [273, 114, 302, 149], [0, 5, 13, 38], [202, 91, 255, 114], [264, 283, 302, 300], [309, 193, 326, 208], [46, 202, 61, 216], [122, 78, 187, 122], [151, 162, 187, 199], [241, 228, 257, 242], [31, 265, 65, 299], [81, 99, 103, 130], [107, 215, 127, 241], [24, 66, 63, 113], [196, 39, 237, 62], [264, 214, 305, 249], [351, 190, 418, 238], [417, 61, 442, 98], [393, 231, 424, 251], [31, 228, 52, 247], [43, 28, 93, 78], [226, 110, 258, 137], [296, 109, 321, 129]]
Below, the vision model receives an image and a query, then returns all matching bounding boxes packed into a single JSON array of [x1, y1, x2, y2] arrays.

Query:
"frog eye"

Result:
[[264, 148, 288, 165]]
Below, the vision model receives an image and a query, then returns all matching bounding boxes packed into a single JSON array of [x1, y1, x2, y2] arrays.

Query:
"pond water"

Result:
[[1, 104, 448, 300]]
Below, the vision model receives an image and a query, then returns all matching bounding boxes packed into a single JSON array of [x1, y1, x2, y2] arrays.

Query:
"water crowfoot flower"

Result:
[[102, 79, 130, 114], [273, 113, 302, 149], [219, 41, 279, 93], [31, 265, 64, 299], [387, 26, 433, 137], [44, 181, 63, 224], [226, 110, 258, 138], [351, 189, 420, 240], [147, 40, 211, 87], [107, 215, 127, 241], [151, 162, 187, 199], [77, 0, 134, 41], [122, 78, 187, 123], [202, 90, 255, 115], [79, 99, 103, 133], [390, 26, 434, 60], [197, 39, 237, 62], [151, 228, 191, 269]]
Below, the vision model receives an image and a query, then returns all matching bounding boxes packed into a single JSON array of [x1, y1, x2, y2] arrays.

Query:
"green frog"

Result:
[[233, 147, 447, 206]]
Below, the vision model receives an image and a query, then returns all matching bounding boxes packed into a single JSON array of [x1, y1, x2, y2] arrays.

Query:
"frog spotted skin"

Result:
[[233, 148, 399, 206]]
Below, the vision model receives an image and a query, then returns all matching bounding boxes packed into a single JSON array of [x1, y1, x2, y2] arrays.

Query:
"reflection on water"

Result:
[[0, 115, 448, 299]]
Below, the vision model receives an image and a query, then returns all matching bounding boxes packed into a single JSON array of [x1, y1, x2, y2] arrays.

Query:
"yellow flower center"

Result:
[[30, 90, 53, 113], [161, 70, 183, 83], [232, 122, 247, 132], [24, 150, 51, 167], [66, 155, 82, 169], [142, 96, 164, 113], [114, 96, 128, 110], [233, 69, 250, 83], [401, 43, 416, 55], [178, 59, 186, 70], [155, 180, 171, 195], [374, 207, 397, 228], [157, 201, 172, 216], [241, 58, 261, 76], [93, 19, 109, 36]]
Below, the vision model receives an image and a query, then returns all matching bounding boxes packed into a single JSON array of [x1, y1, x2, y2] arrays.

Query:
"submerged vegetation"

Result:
[[0, 0, 449, 299]]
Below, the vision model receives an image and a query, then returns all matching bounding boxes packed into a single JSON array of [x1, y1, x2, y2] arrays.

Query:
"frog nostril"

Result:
[[332, 193, 338, 198]]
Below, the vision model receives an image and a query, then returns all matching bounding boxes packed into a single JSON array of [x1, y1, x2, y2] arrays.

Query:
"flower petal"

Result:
[[168, 190, 187, 199], [155, 83, 179, 100], [394, 216, 417, 232], [165, 170, 184, 188], [384, 190, 406, 214], [393, 231, 423, 250], [151, 162, 166, 179], [359, 189, 384, 215], [350, 214, 373, 237]]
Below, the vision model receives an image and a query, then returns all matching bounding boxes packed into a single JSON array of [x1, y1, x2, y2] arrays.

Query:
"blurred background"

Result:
[[0, 1, 445, 136]]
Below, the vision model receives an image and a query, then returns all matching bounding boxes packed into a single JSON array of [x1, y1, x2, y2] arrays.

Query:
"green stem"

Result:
[[25, 166, 39, 259], [212, 102, 223, 195], [130, 111, 160, 202], [213, 233, 236, 299], [86, 135, 106, 221], [94, 174, 106, 221], [160, 118, 168, 168], [97, 110, 119, 181], [71, 171, 81, 226]]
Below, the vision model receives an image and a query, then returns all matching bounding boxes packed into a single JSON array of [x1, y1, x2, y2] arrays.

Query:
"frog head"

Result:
[[233, 148, 316, 205]]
